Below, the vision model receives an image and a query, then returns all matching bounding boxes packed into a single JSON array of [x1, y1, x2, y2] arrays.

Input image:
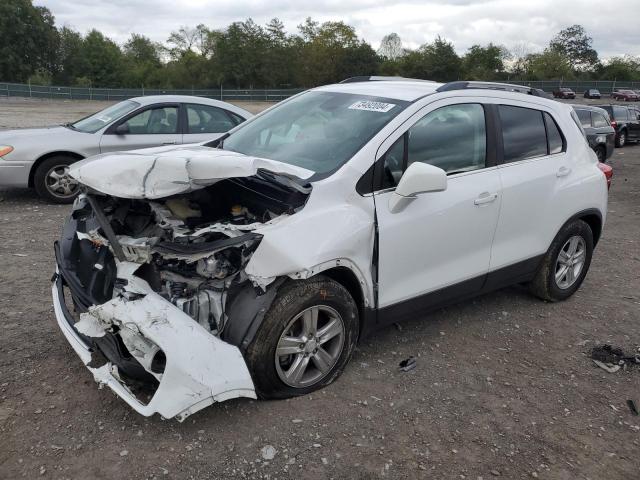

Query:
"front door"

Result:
[[99, 104, 182, 153], [373, 101, 501, 317]]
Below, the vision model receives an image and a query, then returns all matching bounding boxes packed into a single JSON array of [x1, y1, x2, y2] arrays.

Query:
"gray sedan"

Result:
[[0, 95, 252, 202]]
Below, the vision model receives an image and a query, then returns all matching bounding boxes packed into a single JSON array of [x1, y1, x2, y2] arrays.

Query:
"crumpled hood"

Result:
[[69, 145, 314, 199]]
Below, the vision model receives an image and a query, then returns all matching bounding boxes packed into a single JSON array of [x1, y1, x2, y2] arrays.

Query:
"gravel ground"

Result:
[[0, 97, 639, 479]]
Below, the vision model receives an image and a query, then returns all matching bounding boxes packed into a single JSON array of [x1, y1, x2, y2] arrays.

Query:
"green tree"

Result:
[[549, 25, 598, 72], [597, 56, 640, 81], [82, 30, 125, 87], [524, 49, 573, 80], [123, 34, 163, 87], [52, 27, 87, 85], [0, 0, 58, 82], [462, 44, 508, 80], [399, 37, 462, 82]]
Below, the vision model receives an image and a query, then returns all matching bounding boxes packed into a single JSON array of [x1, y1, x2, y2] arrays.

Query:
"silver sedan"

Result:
[[0, 95, 252, 203]]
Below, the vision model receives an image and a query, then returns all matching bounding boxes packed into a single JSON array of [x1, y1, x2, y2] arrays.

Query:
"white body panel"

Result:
[[375, 168, 501, 307]]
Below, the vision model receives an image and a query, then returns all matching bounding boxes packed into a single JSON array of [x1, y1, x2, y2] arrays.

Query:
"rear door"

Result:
[[490, 102, 571, 275], [627, 107, 640, 141], [182, 103, 244, 144], [99, 103, 182, 153]]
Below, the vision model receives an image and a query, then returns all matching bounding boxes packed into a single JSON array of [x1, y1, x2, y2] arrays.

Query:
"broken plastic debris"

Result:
[[590, 344, 640, 373], [593, 360, 620, 373], [398, 356, 417, 372]]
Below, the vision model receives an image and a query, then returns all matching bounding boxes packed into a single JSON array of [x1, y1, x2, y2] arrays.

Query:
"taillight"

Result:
[[597, 162, 613, 190], [610, 120, 617, 129]]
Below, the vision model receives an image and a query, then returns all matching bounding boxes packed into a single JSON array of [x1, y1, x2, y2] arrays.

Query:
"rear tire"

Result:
[[615, 130, 626, 148], [594, 145, 606, 162], [33, 155, 81, 204], [245, 276, 359, 399], [529, 220, 594, 302]]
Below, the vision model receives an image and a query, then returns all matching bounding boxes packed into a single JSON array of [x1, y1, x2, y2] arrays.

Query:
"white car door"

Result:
[[372, 100, 502, 314], [99, 104, 182, 153], [182, 103, 244, 144], [488, 102, 570, 273]]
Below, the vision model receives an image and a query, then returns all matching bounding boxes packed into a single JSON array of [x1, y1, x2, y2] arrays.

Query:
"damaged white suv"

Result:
[[52, 80, 609, 421]]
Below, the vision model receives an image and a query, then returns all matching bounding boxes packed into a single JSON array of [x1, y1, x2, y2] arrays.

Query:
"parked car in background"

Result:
[[0, 96, 252, 203], [531, 88, 553, 98], [597, 104, 640, 147], [553, 87, 575, 99], [584, 89, 601, 99], [52, 79, 609, 420], [611, 89, 639, 101], [572, 105, 615, 162]]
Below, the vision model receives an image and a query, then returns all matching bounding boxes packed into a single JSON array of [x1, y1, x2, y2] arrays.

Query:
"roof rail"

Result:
[[436, 81, 535, 95], [340, 76, 435, 84]]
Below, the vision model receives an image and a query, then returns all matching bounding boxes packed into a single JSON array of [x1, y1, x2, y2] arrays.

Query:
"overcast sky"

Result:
[[36, 0, 640, 59]]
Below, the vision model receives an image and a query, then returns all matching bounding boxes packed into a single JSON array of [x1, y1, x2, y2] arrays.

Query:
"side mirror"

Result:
[[115, 123, 129, 135], [388, 162, 447, 213]]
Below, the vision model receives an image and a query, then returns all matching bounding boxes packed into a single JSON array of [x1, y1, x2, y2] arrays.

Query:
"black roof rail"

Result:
[[436, 81, 535, 95], [340, 76, 435, 84]]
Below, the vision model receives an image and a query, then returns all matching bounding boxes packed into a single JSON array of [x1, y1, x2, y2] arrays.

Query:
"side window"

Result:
[[544, 113, 564, 154], [575, 109, 592, 128], [123, 106, 178, 134], [612, 106, 627, 121], [186, 104, 236, 134], [592, 113, 610, 128], [499, 105, 547, 162], [407, 103, 486, 173], [381, 135, 405, 189], [381, 103, 487, 188]]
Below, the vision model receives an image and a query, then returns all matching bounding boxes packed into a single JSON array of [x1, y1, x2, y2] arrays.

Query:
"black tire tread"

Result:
[[529, 219, 594, 302], [245, 275, 359, 400]]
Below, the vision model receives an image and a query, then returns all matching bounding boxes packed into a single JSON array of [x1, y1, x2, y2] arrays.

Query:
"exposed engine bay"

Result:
[[71, 174, 310, 338]]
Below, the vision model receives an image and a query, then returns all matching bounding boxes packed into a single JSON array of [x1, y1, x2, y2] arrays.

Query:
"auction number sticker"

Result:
[[348, 100, 396, 113]]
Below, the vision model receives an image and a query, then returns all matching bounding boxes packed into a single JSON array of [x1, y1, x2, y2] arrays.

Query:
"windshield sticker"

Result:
[[348, 100, 396, 113]]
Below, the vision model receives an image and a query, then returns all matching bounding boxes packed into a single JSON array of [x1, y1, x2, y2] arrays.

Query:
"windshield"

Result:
[[222, 91, 408, 178], [71, 100, 140, 133]]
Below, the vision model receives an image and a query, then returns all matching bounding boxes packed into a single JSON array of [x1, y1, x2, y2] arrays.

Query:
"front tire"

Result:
[[529, 220, 594, 302], [245, 276, 359, 399], [33, 155, 81, 203]]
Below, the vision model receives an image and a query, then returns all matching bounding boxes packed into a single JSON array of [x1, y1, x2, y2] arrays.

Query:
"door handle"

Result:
[[556, 166, 571, 177], [161, 141, 177, 145], [474, 192, 498, 206]]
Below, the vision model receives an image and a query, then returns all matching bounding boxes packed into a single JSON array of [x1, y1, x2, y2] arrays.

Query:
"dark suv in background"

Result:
[[572, 105, 615, 162], [553, 87, 576, 99], [597, 104, 640, 147], [584, 89, 601, 99]]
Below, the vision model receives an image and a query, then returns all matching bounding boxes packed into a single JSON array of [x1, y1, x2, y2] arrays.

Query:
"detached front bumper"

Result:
[[52, 261, 257, 421]]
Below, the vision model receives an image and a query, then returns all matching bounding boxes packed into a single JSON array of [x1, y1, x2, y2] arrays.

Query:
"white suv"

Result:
[[52, 79, 609, 420]]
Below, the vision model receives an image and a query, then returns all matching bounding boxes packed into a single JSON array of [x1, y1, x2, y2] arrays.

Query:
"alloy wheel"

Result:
[[554, 235, 586, 289], [275, 305, 345, 388], [45, 165, 78, 199]]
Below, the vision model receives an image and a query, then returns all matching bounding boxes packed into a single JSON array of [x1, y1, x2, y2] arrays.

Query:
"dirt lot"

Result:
[[0, 97, 639, 479]]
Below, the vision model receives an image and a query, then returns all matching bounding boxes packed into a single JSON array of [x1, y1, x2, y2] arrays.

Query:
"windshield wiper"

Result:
[[62, 122, 77, 131]]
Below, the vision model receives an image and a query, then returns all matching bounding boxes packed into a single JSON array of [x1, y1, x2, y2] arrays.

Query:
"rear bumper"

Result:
[[52, 260, 257, 421]]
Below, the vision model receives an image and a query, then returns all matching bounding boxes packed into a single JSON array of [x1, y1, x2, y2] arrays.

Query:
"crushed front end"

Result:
[[52, 173, 310, 420]]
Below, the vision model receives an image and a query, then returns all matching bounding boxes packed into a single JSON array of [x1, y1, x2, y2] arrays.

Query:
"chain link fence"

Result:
[[1, 80, 639, 101], [0, 82, 305, 101]]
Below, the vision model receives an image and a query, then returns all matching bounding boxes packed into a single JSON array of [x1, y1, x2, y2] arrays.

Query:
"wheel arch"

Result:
[[321, 266, 367, 335], [28, 151, 85, 188], [562, 208, 603, 246]]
